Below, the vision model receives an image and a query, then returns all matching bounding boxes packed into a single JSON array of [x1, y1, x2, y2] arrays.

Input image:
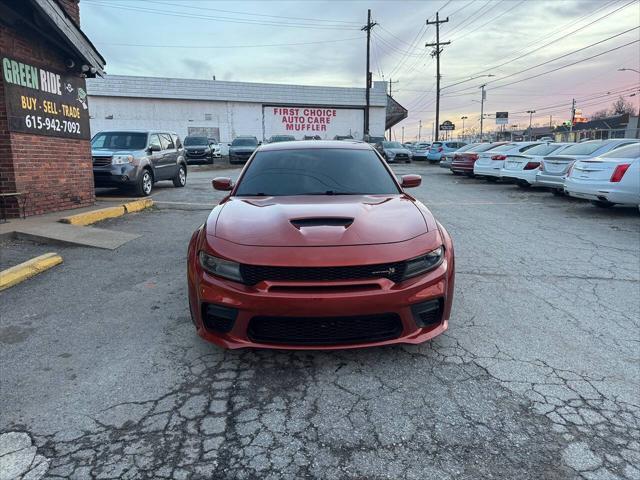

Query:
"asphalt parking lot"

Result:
[[1, 163, 639, 480]]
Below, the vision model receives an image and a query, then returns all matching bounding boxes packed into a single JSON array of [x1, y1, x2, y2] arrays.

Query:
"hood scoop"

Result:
[[290, 217, 354, 229]]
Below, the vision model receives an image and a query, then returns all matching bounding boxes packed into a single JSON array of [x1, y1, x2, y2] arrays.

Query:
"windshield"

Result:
[[235, 148, 400, 196], [489, 143, 520, 152], [470, 143, 498, 152], [383, 141, 402, 148], [184, 136, 208, 146], [91, 132, 147, 150], [525, 143, 567, 156], [270, 136, 295, 142], [559, 141, 603, 155], [232, 138, 258, 146]]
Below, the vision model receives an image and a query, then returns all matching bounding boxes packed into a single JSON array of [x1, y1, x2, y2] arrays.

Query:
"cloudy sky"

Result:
[[80, 0, 639, 140]]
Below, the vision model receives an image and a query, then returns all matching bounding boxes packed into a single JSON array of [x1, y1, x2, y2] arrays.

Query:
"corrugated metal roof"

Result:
[[86, 75, 388, 107]]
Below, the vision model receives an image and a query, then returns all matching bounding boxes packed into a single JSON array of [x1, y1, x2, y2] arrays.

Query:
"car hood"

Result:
[[91, 149, 144, 156], [385, 148, 410, 155], [208, 195, 429, 247], [229, 146, 257, 153]]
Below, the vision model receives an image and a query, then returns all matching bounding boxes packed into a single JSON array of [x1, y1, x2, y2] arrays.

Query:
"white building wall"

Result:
[[88, 97, 386, 143]]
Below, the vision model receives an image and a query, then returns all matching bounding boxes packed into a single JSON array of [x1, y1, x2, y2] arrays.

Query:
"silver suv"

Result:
[[91, 130, 187, 196]]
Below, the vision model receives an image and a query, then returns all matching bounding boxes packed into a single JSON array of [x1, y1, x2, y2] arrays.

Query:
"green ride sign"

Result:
[[1, 55, 90, 140]]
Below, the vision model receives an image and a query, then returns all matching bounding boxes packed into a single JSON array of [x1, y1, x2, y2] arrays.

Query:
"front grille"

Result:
[[92, 156, 112, 167], [187, 151, 207, 157], [247, 313, 403, 345], [395, 153, 409, 159], [239, 261, 407, 285]]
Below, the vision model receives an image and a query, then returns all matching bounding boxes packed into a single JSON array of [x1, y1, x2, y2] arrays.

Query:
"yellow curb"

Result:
[[0, 253, 63, 291], [59, 206, 126, 226], [123, 199, 154, 213]]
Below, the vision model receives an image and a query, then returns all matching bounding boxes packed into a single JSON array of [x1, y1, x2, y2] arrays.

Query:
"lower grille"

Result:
[[248, 313, 403, 345], [240, 261, 407, 285], [92, 156, 112, 167], [201, 303, 237, 333]]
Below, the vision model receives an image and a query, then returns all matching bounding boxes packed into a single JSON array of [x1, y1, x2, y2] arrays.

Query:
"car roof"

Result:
[[96, 130, 177, 135], [259, 140, 373, 151]]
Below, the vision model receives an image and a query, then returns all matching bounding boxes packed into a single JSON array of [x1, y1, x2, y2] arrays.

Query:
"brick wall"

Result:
[[57, 0, 81, 25], [0, 1, 95, 217]]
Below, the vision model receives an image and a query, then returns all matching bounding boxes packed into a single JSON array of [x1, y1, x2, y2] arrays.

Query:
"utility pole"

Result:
[[401, 126, 404, 143], [461, 115, 467, 140], [388, 77, 399, 97], [570, 98, 576, 135], [361, 9, 377, 139], [479, 84, 486, 140], [425, 12, 450, 143], [549, 115, 552, 129], [418, 120, 422, 141], [527, 110, 536, 140]]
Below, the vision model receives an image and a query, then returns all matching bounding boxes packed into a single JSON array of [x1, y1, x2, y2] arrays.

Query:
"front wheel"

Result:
[[517, 181, 531, 189], [173, 164, 187, 188], [136, 169, 153, 196], [591, 199, 615, 208], [551, 188, 564, 196]]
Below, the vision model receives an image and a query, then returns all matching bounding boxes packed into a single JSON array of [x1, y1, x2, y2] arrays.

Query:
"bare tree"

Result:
[[611, 96, 636, 116], [591, 109, 610, 120]]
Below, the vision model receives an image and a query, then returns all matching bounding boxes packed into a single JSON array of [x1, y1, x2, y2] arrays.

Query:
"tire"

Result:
[[591, 200, 615, 208], [486, 176, 498, 183], [551, 188, 564, 196], [173, 164, 187, 188], [452, 171, 461, 176], [517, 181, 531, 189], [466, 173, 475, 178], [136, 169, 153, 197]]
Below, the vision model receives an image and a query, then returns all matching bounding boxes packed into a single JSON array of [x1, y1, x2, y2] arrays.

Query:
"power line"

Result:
[[84, 1, 360, 30], [97, 37, 363, 49], [444, 28, 640, 95], [449, 0, 525, 42]]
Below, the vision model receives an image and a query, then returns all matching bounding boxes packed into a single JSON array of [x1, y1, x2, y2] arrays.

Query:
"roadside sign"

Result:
[[496, 112, 508, 125], [440, 120, 455, 131]]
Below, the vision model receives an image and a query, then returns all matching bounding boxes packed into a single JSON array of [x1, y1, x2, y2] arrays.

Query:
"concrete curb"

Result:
[[0, 252, 63, 291], [59, 199, 154, 226]]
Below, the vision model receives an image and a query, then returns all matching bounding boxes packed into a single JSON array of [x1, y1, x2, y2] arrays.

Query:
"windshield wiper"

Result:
[[303, 191, 365, 195]]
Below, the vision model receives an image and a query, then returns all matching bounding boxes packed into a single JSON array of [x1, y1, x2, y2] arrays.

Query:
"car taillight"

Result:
[[491, 155, 507, 160], [523, 162, 540, 170], [469, 154, 478, 161], [610, 163, 630, 182], [438, 147, 443, 152]]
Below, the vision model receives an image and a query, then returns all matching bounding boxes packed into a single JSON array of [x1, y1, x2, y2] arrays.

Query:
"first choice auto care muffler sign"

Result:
[[263, 106, 363, 139], [2, 55, 90, 140]]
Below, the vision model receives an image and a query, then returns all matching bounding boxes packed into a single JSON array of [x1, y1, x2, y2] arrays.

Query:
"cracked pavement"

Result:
[[1, 164, 638, 479]]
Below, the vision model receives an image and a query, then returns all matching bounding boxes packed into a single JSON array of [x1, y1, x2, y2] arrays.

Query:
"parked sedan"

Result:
[[564, 143, 640, 208], [187, 140, 455, 349], [440, 144, 475, 169], [229, 136, 260, 164], [427, 141, 467, 163], [375, 141, 412, 163], [412, 142, 432, 161], [536, 139, 639, 194], [450, 142, 506, 175], [473, 142, 541, 181], [500, 143, 572, 187]]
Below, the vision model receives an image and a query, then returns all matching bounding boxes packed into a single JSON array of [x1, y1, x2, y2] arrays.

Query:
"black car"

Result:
[[184, 136, 216, 164], [303, 135, 322, 140], [228, 136, 259, 164], [268, 135, 296, 143], [333, 135, 354, 140]]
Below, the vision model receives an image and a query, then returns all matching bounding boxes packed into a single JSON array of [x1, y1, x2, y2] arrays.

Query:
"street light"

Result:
[[618, 67, 640, 74], [527, 110, 536, 140], [461, 116, 468, 140]]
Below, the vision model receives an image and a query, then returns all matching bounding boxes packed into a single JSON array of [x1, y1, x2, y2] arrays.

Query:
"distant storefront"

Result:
[[1, 0, 105, 217], [86, 75, 404, 145]]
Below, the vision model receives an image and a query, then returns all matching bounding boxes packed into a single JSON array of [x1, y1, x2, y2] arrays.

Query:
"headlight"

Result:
[[112, 154, 134, 165], [386, 150, 395, 157], [199, 251, 243, 283], [401, 247, 444, 280]]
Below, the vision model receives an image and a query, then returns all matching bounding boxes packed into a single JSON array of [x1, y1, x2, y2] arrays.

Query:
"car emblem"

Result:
[[371, 267, 396, 276]]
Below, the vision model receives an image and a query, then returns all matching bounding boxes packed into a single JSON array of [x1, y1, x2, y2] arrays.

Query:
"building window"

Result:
[[204, 114, 212, 121]]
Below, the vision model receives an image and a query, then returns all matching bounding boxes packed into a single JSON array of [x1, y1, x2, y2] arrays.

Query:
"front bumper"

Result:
[[535, 172, 566, 188], [413, 152, 429, 161], [426, 153, 443, 161], [440, 158, 453, 168], [185, 151, 212, 163], [93, 164, 139, 187], [188, 243, 454, 350]]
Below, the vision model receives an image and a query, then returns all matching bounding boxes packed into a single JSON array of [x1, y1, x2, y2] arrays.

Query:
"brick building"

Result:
[[1, 0, 104, 217]]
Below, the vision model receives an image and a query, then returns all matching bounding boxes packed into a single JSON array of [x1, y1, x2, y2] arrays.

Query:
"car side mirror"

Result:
[[258, 141, 262, 146], [227, 143, 231, 146], [212, 177, 233, 191], [401, 174, 421, 189], [148, 144, 161, 152]]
